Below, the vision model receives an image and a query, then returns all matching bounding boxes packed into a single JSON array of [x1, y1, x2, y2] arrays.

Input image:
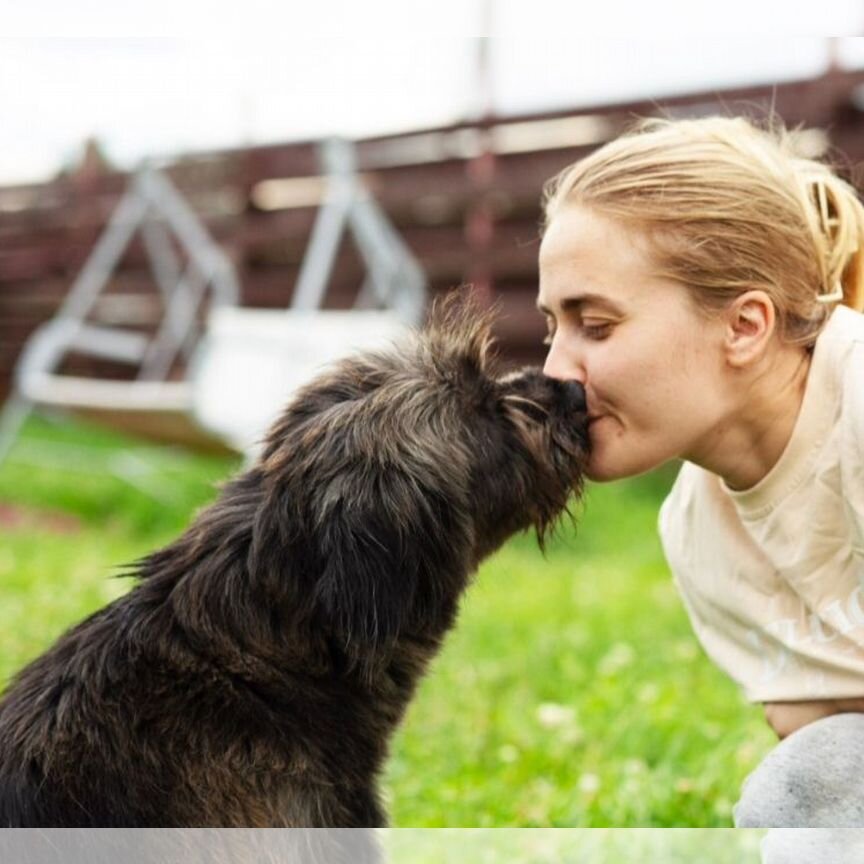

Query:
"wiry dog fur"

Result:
[[0, 299, 588, 827]]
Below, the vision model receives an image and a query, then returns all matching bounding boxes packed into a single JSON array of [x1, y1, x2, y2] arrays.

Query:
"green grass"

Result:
[[0, 414, 238, 683], [0, 413, 776, 827]]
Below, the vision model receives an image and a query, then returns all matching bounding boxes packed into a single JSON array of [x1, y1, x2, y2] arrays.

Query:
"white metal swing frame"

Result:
[[0, 166, 241, 464], [0, 138, 428, 464]]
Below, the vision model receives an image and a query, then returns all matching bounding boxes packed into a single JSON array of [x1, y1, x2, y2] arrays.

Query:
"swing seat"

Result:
[[191, 307, 410, 455], [190, 137, 426, 456]]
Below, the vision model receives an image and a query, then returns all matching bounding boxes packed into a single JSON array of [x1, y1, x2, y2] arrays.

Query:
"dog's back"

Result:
[[0, 573, 397, 827], [0, 596, 183, 826]]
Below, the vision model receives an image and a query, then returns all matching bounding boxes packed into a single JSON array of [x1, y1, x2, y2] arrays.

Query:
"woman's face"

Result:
[[538, 205, 730, 482]]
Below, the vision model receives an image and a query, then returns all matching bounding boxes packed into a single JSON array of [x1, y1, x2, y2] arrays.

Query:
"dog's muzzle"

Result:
[[558, 379, 587, 415]]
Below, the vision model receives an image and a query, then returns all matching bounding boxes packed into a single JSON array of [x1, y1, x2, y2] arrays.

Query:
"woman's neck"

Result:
[[694, 346, 813, 492]]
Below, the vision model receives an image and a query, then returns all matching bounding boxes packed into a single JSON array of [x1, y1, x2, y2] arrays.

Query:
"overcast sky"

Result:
[[1, 3, 864, 185]]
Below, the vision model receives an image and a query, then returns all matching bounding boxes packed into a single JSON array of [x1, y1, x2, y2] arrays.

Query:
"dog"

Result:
[[0, 299, 588, 827]]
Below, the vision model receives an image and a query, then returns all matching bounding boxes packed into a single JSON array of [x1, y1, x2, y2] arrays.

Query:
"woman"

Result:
[[537, 115, 864, 828]]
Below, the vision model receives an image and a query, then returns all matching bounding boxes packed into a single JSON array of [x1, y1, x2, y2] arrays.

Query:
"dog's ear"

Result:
[[259, 357, 392, 468], [311, 465, 471, 652], [251, 400, 474, 660]]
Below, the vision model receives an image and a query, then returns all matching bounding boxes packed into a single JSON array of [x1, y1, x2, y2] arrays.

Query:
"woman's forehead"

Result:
[[538, 206, 668, 312], [541, 206, 651, 269]]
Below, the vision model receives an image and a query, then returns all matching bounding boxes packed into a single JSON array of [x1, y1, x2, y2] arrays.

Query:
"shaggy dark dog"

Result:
[[0, 301, 588, 827]]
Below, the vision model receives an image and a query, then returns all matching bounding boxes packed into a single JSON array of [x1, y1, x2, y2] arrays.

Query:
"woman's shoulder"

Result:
[[658, 462, 723, 537], [806, 306, 864, 444], [658, 461, 751, 575], [820, 312, 864, 547], [832, 308, 864, 433], [661, 459, 711, 502], [837, 316, 864, 472], [816, 305, 864, 372], [821, 304, 864, 341]]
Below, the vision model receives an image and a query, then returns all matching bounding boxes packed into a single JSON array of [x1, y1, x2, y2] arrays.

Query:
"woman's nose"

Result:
[[543, 335, 586, 384]]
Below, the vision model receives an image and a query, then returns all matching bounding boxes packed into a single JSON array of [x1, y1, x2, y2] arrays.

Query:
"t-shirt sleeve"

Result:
[[658, 463, 695, 563], [657, 462, 701, 606]]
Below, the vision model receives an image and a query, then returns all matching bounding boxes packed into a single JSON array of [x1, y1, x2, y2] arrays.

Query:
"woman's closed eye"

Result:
[[541, 315, 615, 346], [582, 320, 613, 340]]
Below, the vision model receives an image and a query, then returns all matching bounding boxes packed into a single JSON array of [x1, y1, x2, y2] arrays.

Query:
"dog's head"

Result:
[[251, 296, 588, 649]]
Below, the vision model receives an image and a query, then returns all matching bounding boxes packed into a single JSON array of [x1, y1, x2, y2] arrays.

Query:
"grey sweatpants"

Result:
[[733, 713, 864, 862]]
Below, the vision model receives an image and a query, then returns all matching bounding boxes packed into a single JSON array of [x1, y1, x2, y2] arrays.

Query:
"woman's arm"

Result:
[[763, 699, 864, 739]]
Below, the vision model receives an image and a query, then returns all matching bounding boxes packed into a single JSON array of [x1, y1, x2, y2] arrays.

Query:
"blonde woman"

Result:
[[538, 115, 864, 831]]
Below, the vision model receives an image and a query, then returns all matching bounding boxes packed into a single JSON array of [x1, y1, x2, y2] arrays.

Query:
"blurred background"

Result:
[[4, 29, 864, 394], [2, 17, 864, 828]]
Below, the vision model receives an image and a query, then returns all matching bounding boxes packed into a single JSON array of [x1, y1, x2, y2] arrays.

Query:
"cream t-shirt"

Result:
[[659, 305, 864, 702]]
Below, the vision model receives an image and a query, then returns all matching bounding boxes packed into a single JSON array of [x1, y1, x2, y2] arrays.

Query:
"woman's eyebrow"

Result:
[[536, 293, 625, 316]]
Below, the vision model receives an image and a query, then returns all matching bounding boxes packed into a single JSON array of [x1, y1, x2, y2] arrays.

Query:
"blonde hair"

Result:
[[542, 115, 864, 346]]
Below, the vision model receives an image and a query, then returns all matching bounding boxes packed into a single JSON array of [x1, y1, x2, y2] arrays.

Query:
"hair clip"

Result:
[[813, 177, 840, 227], [816, 281, 843, 304]]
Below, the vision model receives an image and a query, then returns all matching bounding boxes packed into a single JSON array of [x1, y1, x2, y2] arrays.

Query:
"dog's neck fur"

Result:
[[127, 466, 472, 787]]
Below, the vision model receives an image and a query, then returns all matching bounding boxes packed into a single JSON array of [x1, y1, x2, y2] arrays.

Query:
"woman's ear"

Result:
[[723, 291, 776, 368]]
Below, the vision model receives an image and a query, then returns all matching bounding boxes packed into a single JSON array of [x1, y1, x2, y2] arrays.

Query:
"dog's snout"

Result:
[[559, 379, 587, 414]]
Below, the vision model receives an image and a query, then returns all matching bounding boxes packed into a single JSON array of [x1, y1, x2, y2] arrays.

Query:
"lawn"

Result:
[[0, 413, 776, 827]]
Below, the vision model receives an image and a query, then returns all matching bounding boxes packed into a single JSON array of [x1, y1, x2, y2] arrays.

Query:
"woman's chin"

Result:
[[584, 452, 621, 482], [585, 463, 620, 483], [586, 448, 665, 483], [585, 420, 661, 481]]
